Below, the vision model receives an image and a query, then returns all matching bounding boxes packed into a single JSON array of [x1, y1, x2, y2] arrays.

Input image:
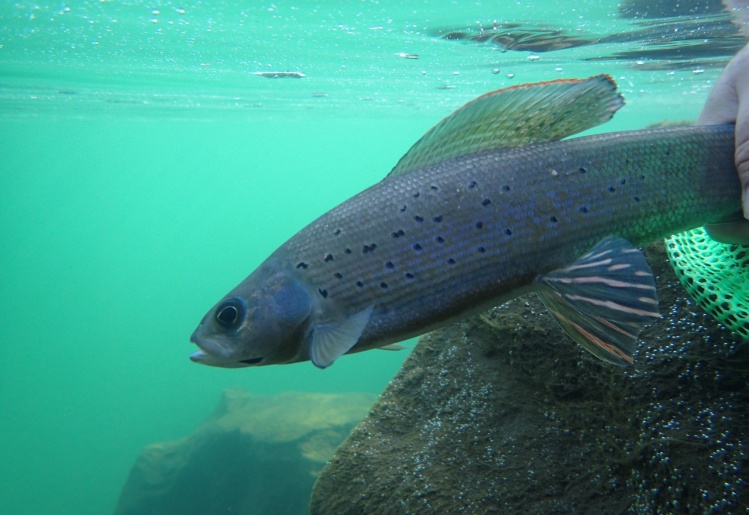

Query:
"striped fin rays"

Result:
[[536, 236, 660, 366]]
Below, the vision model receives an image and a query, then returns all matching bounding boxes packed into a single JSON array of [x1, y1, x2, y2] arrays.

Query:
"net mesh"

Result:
[[666, 228, 749, 341]]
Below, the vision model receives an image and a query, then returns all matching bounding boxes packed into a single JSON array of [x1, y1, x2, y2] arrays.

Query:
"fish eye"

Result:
[[215, 299, 244, 328]]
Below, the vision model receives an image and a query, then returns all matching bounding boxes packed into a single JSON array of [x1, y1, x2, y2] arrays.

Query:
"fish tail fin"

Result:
[[537, 236, 660, 366]]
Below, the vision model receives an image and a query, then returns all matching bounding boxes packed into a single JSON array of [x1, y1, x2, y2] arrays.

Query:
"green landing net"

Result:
[[666, 228, 749, 341]]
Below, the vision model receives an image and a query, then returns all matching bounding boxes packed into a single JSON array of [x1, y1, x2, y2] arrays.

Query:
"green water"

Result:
[[0, 1, 741, 513]]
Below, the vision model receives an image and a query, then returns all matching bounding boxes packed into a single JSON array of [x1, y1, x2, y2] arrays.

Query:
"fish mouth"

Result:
[[189, 330, 236, 366], [189, 332, 232, 358], [189, 333, 264, 368]]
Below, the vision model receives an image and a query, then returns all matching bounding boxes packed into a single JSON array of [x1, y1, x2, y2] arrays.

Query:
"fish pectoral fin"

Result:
[[308, 306, 374, 369], [388, 75, 624, 177], [536, 236, 660, 367]]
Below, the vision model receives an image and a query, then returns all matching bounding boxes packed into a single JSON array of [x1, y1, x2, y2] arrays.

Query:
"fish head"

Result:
[[190, 261, 312, 368]]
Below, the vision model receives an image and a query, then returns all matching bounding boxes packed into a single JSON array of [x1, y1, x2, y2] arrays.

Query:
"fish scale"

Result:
[[279, 124, 739, 351]]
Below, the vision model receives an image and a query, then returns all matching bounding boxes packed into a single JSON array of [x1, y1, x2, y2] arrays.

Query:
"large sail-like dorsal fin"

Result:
[[388, 75, 624, 177]]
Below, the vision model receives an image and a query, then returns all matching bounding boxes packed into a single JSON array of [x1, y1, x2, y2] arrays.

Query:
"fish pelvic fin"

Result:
[[308, 306, 373, 369], [537, 236, 660, 366], [388, 75, 624, 177]]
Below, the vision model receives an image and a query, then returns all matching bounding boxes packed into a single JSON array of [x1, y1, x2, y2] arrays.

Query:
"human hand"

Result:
[[697, 43, 749, 243]]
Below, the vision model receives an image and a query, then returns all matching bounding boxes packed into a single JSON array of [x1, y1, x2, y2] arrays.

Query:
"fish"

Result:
[[189, 75, 741, 369]]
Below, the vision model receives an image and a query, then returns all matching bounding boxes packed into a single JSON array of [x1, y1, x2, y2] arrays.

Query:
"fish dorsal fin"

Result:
[[308, 306, 373, 369], [389, 75, 624, 177], [536, 236, 660, 366]]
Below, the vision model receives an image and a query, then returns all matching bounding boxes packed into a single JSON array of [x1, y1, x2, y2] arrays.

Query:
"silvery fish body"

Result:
[[190, 76, 740, 369]]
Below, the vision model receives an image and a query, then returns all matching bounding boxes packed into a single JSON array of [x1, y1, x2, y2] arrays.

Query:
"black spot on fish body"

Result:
[[550, 216, 558, 223], [414, 215, 424, 223], [608, 186, 616, 193], [356, 280, 364, 288], [477, 246, 486, 253], [362, 244, 377, 254], [433, 215, 442, 223], [430, 185, 439, 191], [476, 221, 484, 229], [435, 236, 445, 244], [345, 248, 352, 254], [579, 167, 588, 174], [447, 258, 456, 264], [324, 253, 334, 262], [405, 272, 415, 279], [633, 196, 640, 202], [580, 206, 589, 213], [502, 185, 511, 192], [400, 205, 407, 212], [319, 288, 328, 298], [385, 261, 395, 269], [413, 243, 423, 252], [413, 192, 420, 198], [505, 228, 513, 236], [482, 198, 492, 207], [334, 229, 341, 236], [334, 272, 343, 279], [469, 180, 478, 189], [297, 262, 309, 269], [380, 282, 389, 289], [391, 229, 405, 238]]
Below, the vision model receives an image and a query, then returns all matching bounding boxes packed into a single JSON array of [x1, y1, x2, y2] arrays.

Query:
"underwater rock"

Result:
[[311, 242, 749, 513], [115, 388, 375, 515]]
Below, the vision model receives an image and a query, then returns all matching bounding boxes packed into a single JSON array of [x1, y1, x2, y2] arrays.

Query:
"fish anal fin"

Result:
[[308, 306, 373, 369], [537, 236, 660, 366], [388, 75, 624, 177]]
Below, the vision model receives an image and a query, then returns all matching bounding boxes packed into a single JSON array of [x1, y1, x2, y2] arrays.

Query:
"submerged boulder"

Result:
[[115, 388, 375, 515], [311, 242, 749, 513]]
